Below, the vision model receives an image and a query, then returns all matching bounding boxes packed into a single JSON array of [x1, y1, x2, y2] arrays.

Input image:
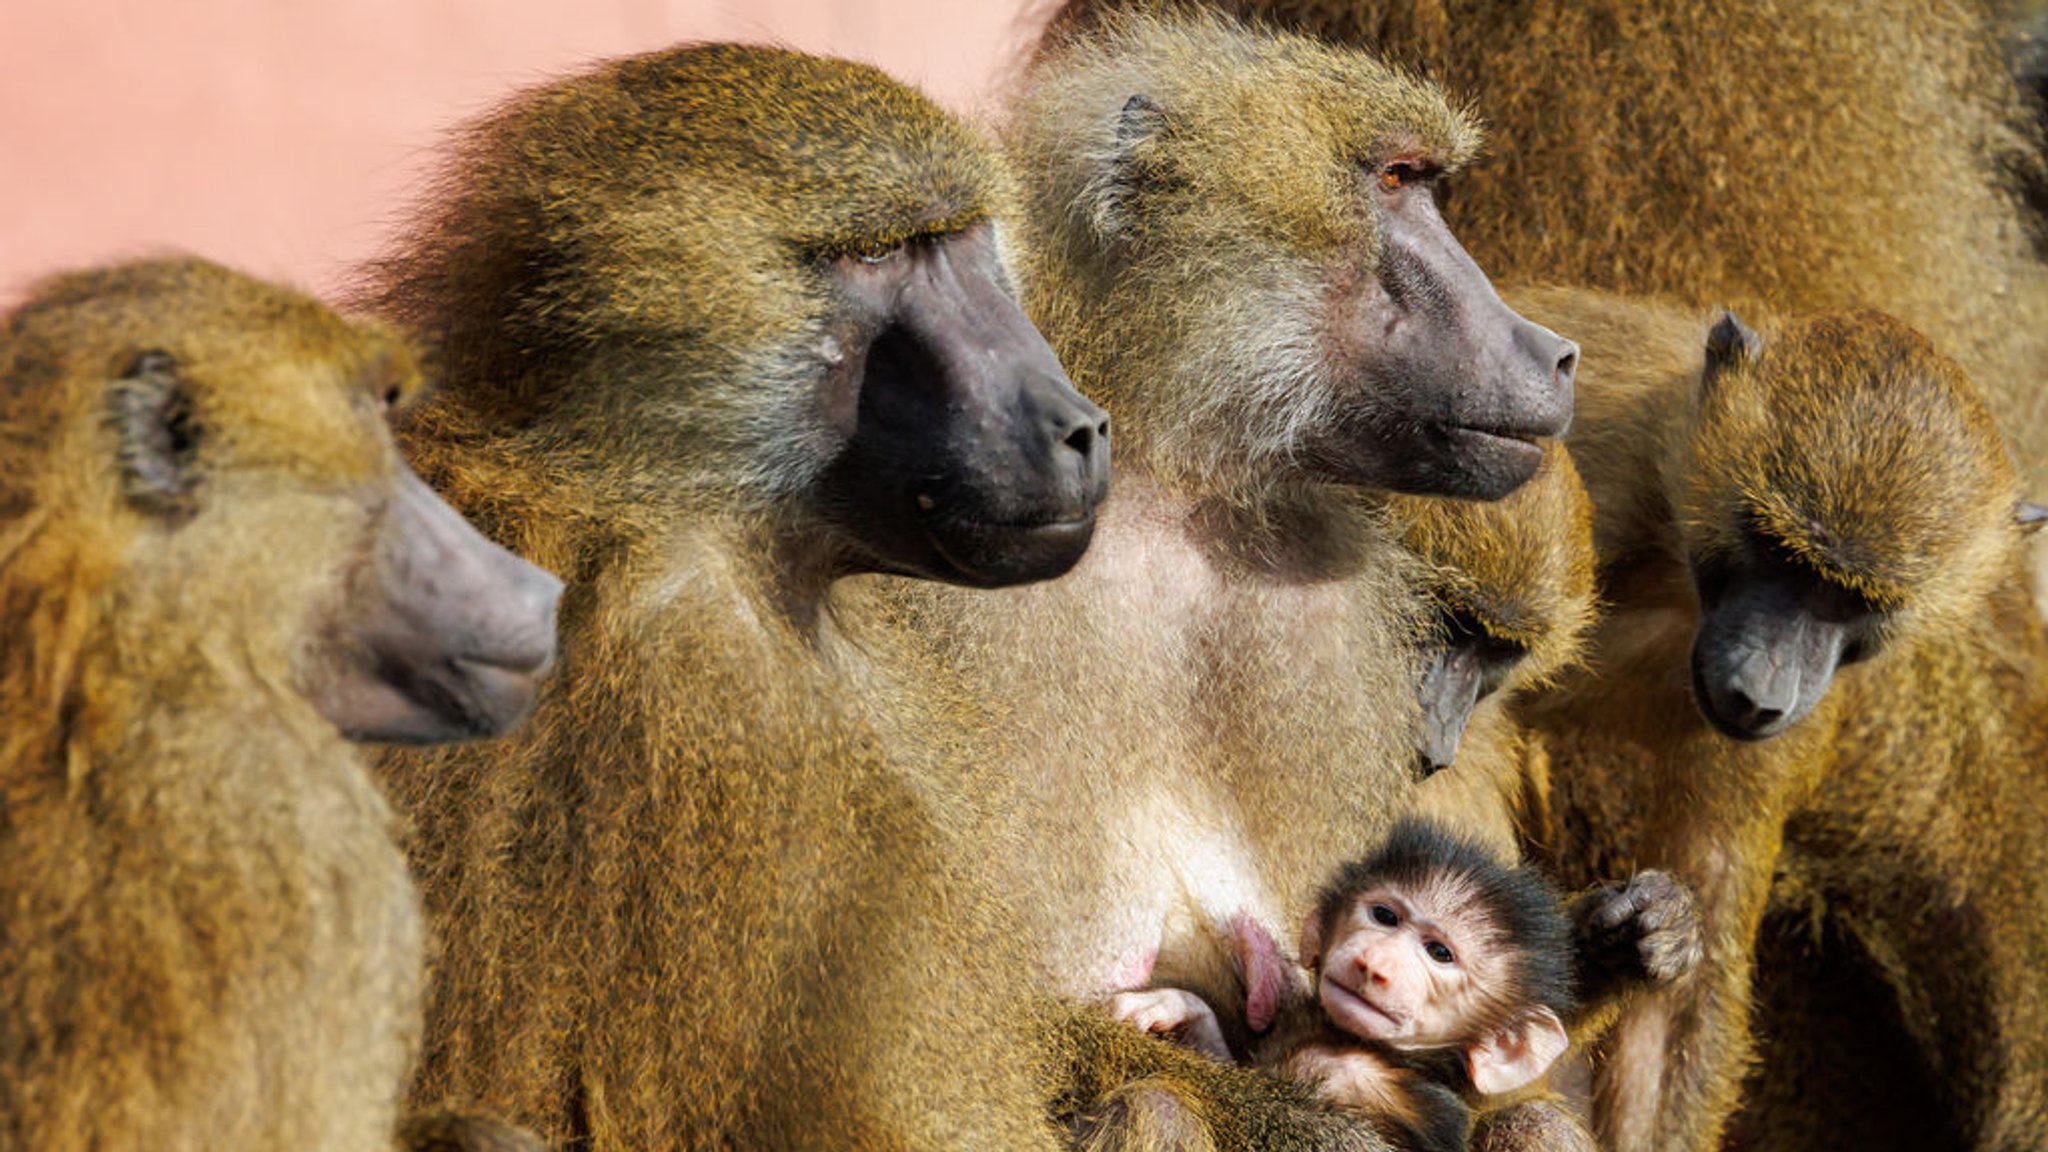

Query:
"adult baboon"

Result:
[[0, 257, 559, 1152], [1042, 0, 2048, 621], [365, 42, 1112, 1152], [1394, 442, 1597, 861], [880, 11, 1575, 1146]]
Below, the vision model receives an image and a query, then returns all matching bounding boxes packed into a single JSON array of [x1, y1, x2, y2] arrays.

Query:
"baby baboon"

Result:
[[1116, 820, 1578, 1151], [365, 42, 1109, 1152], [1104, 821, 1699, 1152], [0, 257, 560, 1152], [1510, 285, 2046, 1152], [883, 10, 1575, 1147]]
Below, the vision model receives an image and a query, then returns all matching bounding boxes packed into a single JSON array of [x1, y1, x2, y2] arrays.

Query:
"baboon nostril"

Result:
[[1065, 424, 1095, 454], [1724, 687, 1784, 733], [1555, 347, 1579, 385]]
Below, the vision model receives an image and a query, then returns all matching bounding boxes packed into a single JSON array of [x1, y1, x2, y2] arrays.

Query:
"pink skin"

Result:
[[1313, 888, 1481, 1049], [1233, 912, 1294, 1033], [1108, 944, 1160, 994]]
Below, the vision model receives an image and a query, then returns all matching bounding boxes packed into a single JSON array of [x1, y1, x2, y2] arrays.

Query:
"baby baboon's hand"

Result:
[[1571, 870, 1703, 992], [1109, 988, 1232, 1061]]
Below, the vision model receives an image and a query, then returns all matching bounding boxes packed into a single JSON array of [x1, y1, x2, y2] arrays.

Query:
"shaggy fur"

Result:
[[0, 258, 427, 1151], [1036, 0, 2048, 513], [1512, 285, 2044, 1152], [362, 43, 1066, 1152]]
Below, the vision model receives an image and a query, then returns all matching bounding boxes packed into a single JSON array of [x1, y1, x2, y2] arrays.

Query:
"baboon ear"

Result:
[[2017, 500, 2048, 534], [1088, 93, 1171, 241], [1701, 311, 1762, 393], [1296, 908, 1325, 974], [1116, 93, 1167, 146], [109, 349, 200, 520], [1466, 1006, 1570, 1097]]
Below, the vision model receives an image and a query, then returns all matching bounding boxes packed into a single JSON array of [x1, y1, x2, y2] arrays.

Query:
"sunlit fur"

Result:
[[1513, 286, 2047, 1152], [1036, 0, 2048, 530], [1011, 7, 1479, 497], [1393, 443, 1599, 858], [1678, 311, 2013, 623], [362, 43, 1065, 1152], [364, 43, 1018, 510], [0, 257, 426, 1151], [862, 12, 1558, 1149]]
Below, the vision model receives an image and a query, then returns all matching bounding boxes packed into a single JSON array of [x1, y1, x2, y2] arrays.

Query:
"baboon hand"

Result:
[[1572, 870, 1703, 990], [1109, 989, 1232, 1061]]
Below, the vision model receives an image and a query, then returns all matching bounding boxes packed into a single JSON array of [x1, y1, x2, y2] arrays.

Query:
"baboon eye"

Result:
[[1424, 940, 1456, 965], [1371, 903, 1399, 927], [380, 385, 403, 411], [855, 242, 904, 266], [1377, 161, 1436, 192]]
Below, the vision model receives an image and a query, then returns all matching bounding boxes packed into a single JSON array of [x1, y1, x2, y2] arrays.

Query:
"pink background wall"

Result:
[[0, 1, 1051, 306]]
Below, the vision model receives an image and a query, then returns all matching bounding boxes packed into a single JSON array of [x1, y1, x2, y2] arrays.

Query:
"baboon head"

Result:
[[1011, 10, 1576, 500], [374, 43, 1110, 589], [1676, 310, 2022, 740], [0, 258, 560, 744], [1392, 443, 1596, 773]]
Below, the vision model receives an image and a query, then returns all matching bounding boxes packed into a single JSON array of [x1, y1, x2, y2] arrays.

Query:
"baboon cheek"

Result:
[[821, 226, 1111, 587]]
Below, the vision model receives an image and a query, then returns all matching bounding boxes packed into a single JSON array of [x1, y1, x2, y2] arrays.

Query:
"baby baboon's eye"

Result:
[[1424, 939, 1456, 965], [1371, 903, 1399, 928]]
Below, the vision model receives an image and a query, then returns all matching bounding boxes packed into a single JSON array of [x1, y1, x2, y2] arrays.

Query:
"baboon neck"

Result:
[[1188, 483, 1387, 582]]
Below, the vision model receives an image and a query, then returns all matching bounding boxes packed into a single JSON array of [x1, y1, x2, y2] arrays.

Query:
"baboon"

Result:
[[0, 257, 561, 1152], [1391, 442, 1597, 862], [1506, 285, 2048, 1152], [1730, 542, 2048, 1145], [880, 10, 1574, 1147], [1115, 818, 1582, 1152], [1037, 0, 2048, 515], [363, 42, 1115, 1152]]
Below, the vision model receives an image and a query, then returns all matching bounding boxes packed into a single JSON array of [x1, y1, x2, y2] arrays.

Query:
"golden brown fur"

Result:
[[1729, 569, 2048, 1150], [1395, 443, 1598, 859], [0, 257, 429, 1151], [876, 11, 1582, 1148], [1509, 285, 2042, 1152], [1036, 0, 2048, 511], [1040, 1000, 1420, 1152], [363, 43, 1066, 1152]]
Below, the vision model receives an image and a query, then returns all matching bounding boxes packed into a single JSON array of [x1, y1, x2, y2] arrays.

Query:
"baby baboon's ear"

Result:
[[109, 349, 200, 521], [1296, 907, 1326, 977], [1465, 1006, 1569, 1097]]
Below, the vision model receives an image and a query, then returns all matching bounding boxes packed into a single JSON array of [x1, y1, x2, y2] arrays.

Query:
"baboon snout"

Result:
[[309, 468, 562, 745], [1702, 677, 1793, 739], [1507, 318, 1577, 438], [1025, 368, 1112, 503], [1691, 616, 1842, 742]]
